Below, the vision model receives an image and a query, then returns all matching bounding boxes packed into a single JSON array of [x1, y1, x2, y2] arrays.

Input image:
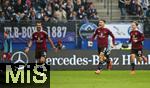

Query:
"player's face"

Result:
[[131, 23, 137, 31], [36, 23, 42, 32], [99, 21, 105, 28]]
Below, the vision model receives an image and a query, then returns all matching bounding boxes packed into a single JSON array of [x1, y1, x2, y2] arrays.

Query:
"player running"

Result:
[[24, 22, 57, 63], [90, 19, 115, 74], [129, 21, 147, 74]]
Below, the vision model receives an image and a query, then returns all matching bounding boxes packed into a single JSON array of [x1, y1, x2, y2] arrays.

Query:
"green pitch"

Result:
[[50, 70, 150, 88]]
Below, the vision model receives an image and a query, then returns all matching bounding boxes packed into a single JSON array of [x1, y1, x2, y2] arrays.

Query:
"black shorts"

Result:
[[131, 49, 143, 57], [35, 49, 47, 59], [98, 47, 110, 56]]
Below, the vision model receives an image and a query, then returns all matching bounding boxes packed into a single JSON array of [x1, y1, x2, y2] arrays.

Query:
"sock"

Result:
[[142, 56, 147, 62], [131, 63, 135, 71], [97, 61, 104, 70], [105, 55, 110, 63]]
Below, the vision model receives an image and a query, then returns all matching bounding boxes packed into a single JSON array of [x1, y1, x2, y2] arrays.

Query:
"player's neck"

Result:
[[132, 28, 138, 31], [99, 26, 104, 29]]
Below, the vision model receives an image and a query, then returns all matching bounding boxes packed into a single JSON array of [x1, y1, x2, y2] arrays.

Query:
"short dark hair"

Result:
[[99, 19, 106, 23], [132, 21, 138, 26], [36, 21, 42, 26]]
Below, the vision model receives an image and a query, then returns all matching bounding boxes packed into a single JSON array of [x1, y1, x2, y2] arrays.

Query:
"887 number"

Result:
[[47, 26, 67, 38]]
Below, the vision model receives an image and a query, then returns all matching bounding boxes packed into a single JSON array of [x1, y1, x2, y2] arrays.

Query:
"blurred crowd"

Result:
[[0, 0, 98, 23], [118, 0, 150, 20]]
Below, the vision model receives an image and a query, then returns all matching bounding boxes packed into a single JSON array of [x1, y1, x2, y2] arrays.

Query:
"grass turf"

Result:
[[50, 70, 150, 88]]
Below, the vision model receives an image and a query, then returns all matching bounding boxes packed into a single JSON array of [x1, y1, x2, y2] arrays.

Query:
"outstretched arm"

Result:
[[48, 36, 57, 52], [48, 36, 56, 49], [91, 29, 97, 41], [24, 39, 33, 53], [28, 39, 33, 48], [109, 30, 115, 45]]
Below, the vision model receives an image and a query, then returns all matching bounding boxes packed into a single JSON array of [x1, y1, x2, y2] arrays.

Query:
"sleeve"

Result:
[[91, 29, 97, 41], [129, 32, 132, 43], [138, 32, 144, 42], [108, 30, 115, 45], [31, 33, 35, 41], [43, 31, 48, 38]]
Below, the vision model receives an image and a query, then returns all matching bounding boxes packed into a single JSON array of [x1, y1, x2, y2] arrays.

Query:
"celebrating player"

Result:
[[24, 22, 57, 63], [91, 19, 115, 74], [129, 21, 147, 74]]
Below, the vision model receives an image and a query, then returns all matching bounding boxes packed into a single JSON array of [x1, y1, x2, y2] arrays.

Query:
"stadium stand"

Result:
[[0, 0, 150, 22]]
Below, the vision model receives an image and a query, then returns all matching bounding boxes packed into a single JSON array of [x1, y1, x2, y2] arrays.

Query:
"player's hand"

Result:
[[54, 47, 58, 52], [111, 44, 115, 48], [24, 47, 29, 53]]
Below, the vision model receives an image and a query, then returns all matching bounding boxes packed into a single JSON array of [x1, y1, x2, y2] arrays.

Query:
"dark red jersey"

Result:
[[32, 31, 48, 51], [129, 30, 144, 49], [91, 27, 115, 48]]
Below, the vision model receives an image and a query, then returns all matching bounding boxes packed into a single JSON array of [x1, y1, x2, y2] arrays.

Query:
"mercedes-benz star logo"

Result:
[[11, 51, 28, 69]]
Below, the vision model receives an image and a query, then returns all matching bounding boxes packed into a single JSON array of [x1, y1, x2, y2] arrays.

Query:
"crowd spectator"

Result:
[[146, 5, 150, 17], [140, 0, 149, 16], [87, 2, 98, 20], [0, 11, 5, 23], [68, 11, 77, 20], [119, 0, 149, 20], [135, 0, 143, 17], [118, 0, 126, 20], [62, 0, 74, 20], [0, 0, 98, 23], [74, 0, 84, 12], [29, 10, 36, 23], [53, 6, 67, 21], [77, 6, 86, 20], [1, 0, 150, 22]]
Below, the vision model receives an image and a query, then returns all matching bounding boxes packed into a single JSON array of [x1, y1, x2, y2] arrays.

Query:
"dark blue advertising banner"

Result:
[[0, 22, 76, 50]]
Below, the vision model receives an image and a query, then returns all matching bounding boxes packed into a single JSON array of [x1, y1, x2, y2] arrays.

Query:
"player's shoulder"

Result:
[[137, 30, 143, 34], [32, 31, 37, 35], [130, 30, 133, 33], [133, 30, 142, 34], [41, 30, 48, 35], [95, 27, 100, 32], [130, 30, 141, 34], [96, 27, 100, 30], [104, 28, 111, 32], [104, 27, 109, 30]]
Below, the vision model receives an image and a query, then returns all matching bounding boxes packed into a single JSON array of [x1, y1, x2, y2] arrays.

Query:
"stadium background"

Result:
[[0, 0, 150, 88]]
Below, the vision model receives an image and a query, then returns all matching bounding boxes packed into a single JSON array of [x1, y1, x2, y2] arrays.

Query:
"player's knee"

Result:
[[99, 52, 104, 58], [99, 55, 105, 61], [130, 54, 135, 62]]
